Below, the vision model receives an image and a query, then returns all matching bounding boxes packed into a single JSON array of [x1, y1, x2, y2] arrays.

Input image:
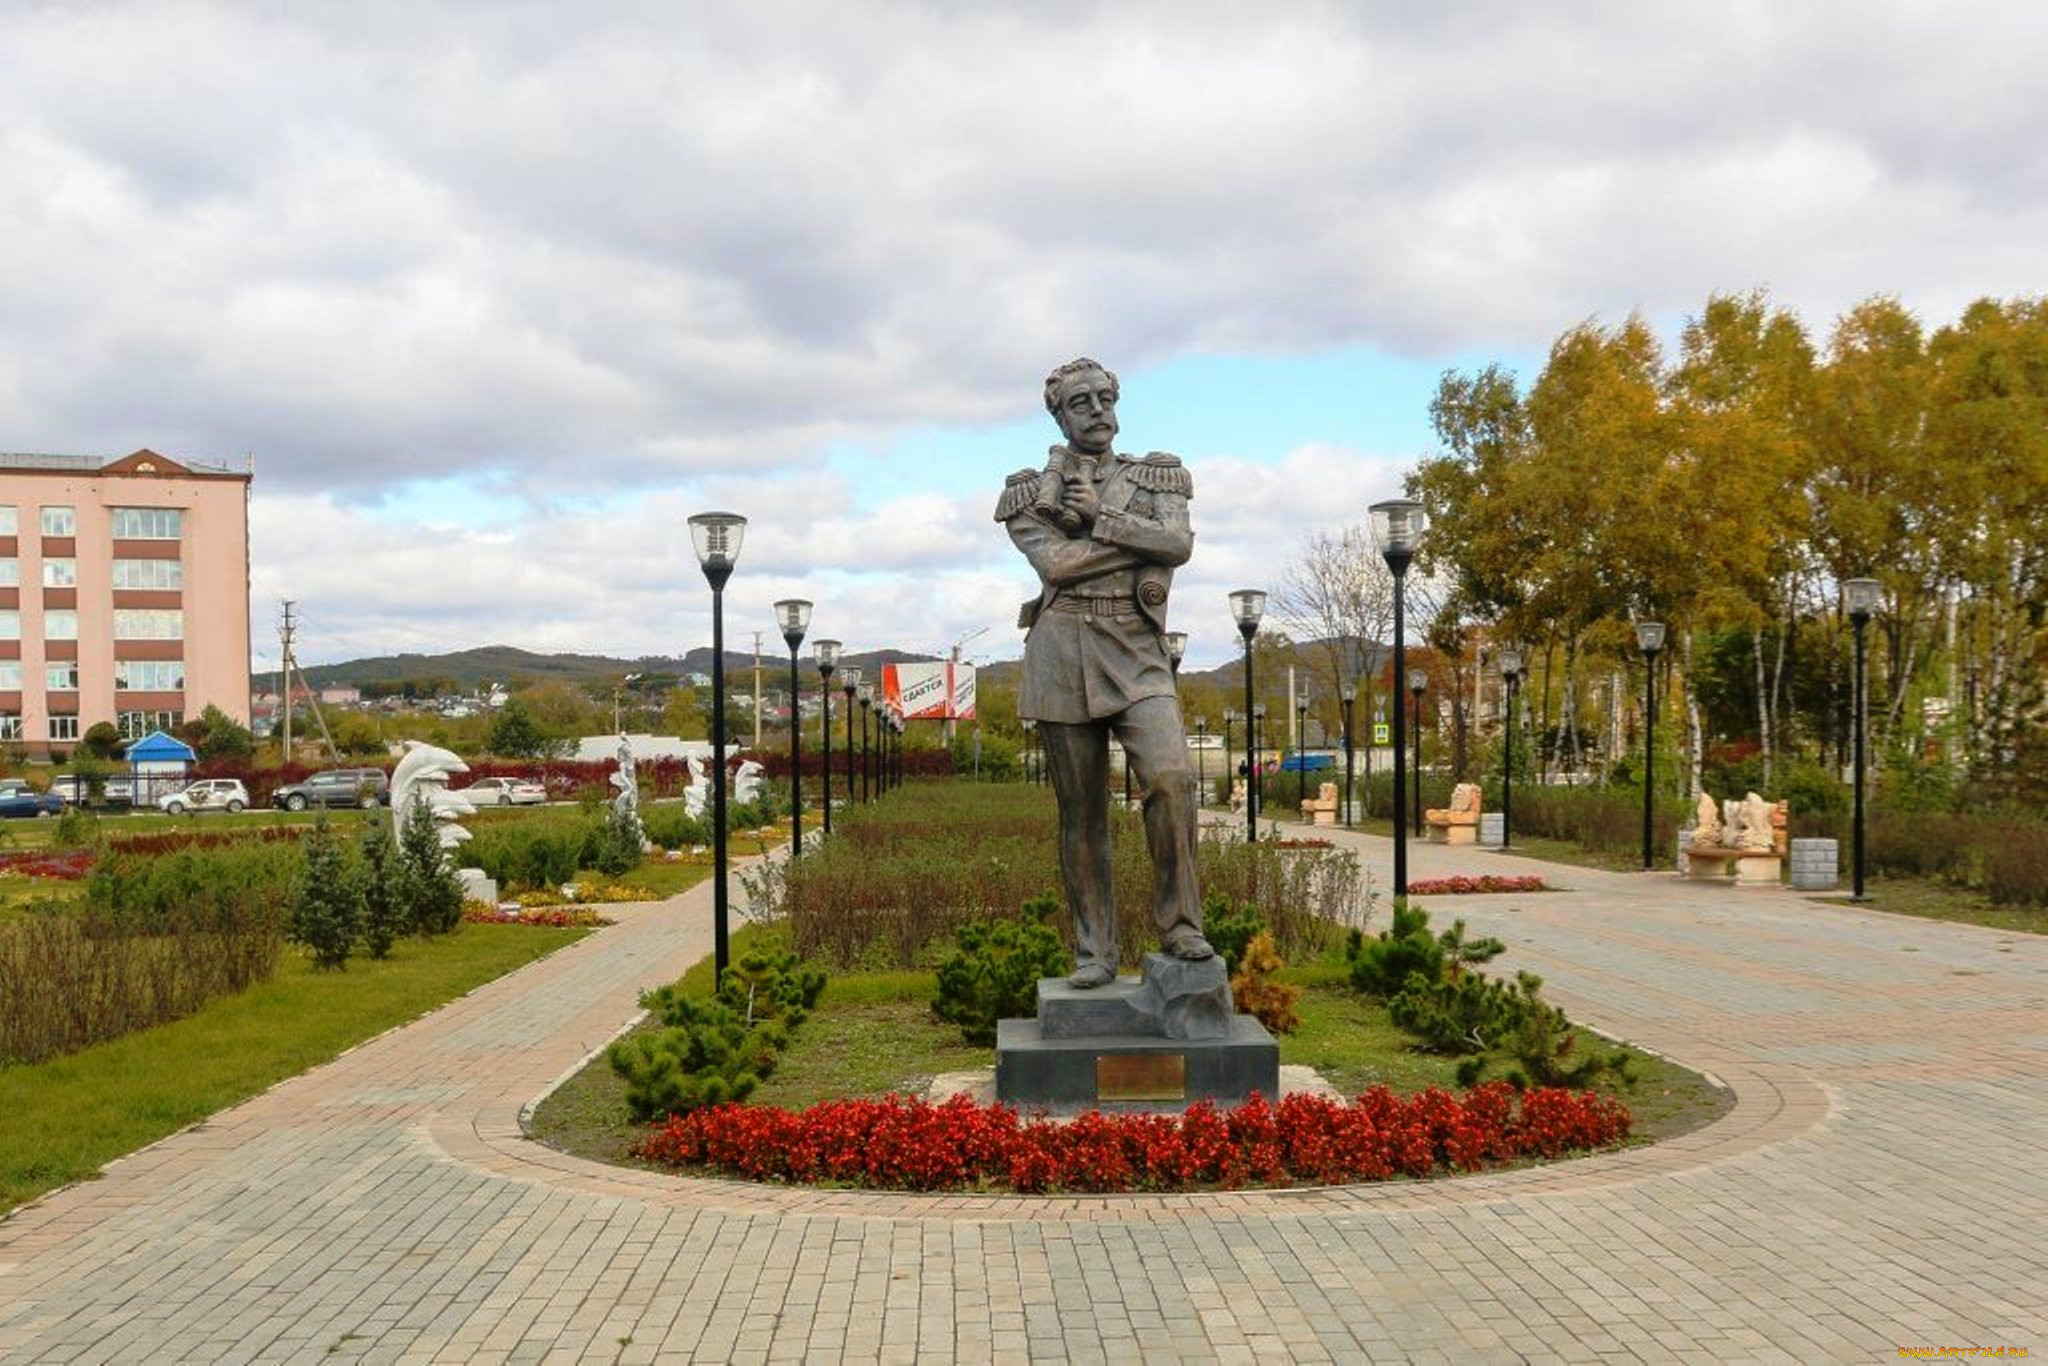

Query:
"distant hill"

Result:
[[297, 644, 948, 689]]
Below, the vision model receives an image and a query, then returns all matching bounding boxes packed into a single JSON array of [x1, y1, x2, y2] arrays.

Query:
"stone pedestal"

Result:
[[1789, 837, 1839, 891], [996, 955, 1278, 1112], [1475, 812, 1503, 847], [455, 867, 498, 905]]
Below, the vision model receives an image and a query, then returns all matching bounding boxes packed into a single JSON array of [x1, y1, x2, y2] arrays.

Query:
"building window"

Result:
[[44, 610, 77, 641], [42, 558, 76, 588], [46, 663, 79, 691], [0, 612, 17, 640], [0, 560, 15, 587], [119, 709, 180, 740], [0, 714, 19, 740], [113, 609, 183, 640], [48, 714, 79, 743], [40, 506, 74, 537], [116, 660, 185, 691], [111, 507, 184, 539], [112, 558, 184, 589], [0, 506, 15, 536], [0, 663, 18, 689]]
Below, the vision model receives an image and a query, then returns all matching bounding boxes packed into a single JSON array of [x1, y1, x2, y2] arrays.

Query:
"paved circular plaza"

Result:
[[2, 827, 2043, 1362]]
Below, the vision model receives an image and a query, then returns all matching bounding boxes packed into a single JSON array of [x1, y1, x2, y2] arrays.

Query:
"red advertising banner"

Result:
[[883, 661, 976, 720]]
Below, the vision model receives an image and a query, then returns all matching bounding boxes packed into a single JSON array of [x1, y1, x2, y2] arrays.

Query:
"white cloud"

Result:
[[8, 1, 2046, 666]]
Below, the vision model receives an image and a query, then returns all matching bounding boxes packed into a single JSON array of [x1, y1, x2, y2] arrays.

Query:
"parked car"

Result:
[[456, 776, 547, 807], [157, 779, 249, 814], [270, 767, 391, 811], [0, 778, 64, 819], [51, 773, 137, 808]]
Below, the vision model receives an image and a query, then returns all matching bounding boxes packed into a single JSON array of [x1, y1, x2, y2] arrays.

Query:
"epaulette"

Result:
[[1127, 451, 1192, 497], [994, 468, 1041, 522]]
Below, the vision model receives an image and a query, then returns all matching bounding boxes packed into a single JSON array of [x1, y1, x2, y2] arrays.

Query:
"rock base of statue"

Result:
[[995, 954, 1278, 1113], [455, 868, 497, 906]]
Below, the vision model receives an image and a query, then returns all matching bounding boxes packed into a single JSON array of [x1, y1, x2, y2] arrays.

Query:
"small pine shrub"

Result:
[[1347, 901, 1445, 997], [51, 806, 101, 851], [716, 945, 826, 1025], [1201, 894, 1264, 976], [1229, 930, 1301, 1034], [590, 802, 645, 876], [398, 797, 465, 935], [932, 891, 1069, 1046], [357, 815, 403, 959], [291, 818, 361, 970], [608, 996, 787, 1120]]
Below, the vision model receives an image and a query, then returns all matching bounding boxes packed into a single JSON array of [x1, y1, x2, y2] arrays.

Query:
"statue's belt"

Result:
[[1048, 592, 1140, 617]]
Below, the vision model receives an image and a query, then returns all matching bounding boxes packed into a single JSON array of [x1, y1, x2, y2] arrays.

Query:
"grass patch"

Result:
[[0, 923, 588, 1215], [1808, 880, 2048, 935]]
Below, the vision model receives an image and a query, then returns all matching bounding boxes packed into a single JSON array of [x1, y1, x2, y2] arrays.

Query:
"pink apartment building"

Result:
[[0, 449, 251, 756]]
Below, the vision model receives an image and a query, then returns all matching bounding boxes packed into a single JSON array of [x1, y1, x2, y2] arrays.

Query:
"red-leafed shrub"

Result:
[[1404, 875, 1549, 896], [0, 848, 96, 880], [631, 1084, 1631, 1193]]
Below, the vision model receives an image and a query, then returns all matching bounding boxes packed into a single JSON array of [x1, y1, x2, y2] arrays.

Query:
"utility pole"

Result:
[[752, 630, 764, 748], [279, 600, 295, 760]]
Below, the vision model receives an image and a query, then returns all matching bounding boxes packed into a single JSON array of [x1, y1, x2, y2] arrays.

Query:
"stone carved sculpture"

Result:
[[390, 740, 476, 853], [1692, 791, 1726, 848], [733, 759, 764, 807], [1729, 791, 1777, 852], [996, 357, 1209, 988], [682, 753, 709, 822], [609, 734, 645, 847]]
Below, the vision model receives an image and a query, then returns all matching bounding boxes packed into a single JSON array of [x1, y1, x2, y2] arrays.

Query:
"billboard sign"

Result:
[[884, 661, 976, 720]]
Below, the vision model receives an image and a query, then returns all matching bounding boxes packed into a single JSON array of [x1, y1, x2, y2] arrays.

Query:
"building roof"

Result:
[[126, 731, 198, 762], [0, 448, 249, 480]]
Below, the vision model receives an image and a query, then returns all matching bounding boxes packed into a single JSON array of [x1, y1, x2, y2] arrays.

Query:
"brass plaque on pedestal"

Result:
[[1096, 1053, 1186, 1101]]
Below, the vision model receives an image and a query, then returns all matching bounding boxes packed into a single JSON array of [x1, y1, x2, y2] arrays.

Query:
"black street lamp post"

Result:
[[1194, 717, 1208, 805], [1499, 648, 1522, 850], [1252, 703, 1267, 828], [1408, 670, 1426, 837], [1846, 578, 1881, 901], [1341, 684, 1357, 829], [1636, 621, 1667, 870], [857, 683, 873, 802], [1022, 718, 1036, 785], [1295, 690, 1311, 814], [814, 640, 840, 835], [1230, 590, 1267, 842], [687, 511, 746, 986], [774, 599, 812, 861], [839, 667, 860, 813], [1371, 499, 1425, 899]]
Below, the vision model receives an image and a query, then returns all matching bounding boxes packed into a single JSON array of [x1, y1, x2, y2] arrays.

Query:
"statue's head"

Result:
[[1044, 357, 1119, 457]]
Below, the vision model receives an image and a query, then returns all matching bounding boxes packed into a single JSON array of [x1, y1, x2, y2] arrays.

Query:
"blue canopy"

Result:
[[126, 730, 197, 763]]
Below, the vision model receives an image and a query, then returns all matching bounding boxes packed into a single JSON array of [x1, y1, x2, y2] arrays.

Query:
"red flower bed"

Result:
[[1405, 875, 1549, 895], [632, 1085, 1629, 1193], [0, 848, 96, 880]]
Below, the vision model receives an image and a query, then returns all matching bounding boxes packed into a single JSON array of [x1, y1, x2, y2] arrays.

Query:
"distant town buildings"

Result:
[[0, 449, 251, 756]]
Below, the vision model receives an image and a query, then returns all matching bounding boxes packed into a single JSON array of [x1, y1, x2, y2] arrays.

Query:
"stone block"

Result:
[[994, 1015, 1280, 1112], [1037, 954, 1232, 1042], [456, 868, 498, 905]]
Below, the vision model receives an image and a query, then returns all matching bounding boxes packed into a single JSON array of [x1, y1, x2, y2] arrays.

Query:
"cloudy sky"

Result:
[[3, 1, 2041, 672]]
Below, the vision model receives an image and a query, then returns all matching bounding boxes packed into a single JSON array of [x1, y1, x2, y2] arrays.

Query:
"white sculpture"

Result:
[[609, 734, 644, 845], [1692, 791, 1726, 848], [1728, 791, 1776, 852], [390, 740, 475, 851], [733, 759, 764, 806], [682, 753, 709, 821]]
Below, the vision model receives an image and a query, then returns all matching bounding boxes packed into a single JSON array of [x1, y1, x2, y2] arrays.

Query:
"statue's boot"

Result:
[[1067, 962, 1115, 988]]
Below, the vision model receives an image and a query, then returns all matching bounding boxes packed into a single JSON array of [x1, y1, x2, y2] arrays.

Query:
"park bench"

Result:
[[1684, 793, 1789, 883], [1299, 781, 1338, 827]]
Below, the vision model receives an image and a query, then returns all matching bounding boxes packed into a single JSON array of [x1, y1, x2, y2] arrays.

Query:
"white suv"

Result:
[[157, 779, 250, 814]]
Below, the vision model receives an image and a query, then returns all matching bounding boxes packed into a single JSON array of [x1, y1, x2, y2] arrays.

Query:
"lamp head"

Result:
[[840, 666, 861, 696], [1634, 620, 1667, 657], [1228, 588, 1267, 638], [1253, 702, 1267, 720], [1409, 671, 1427, 697], [687, 512, 747, 589], [1500, 648, 1523, 682], [1844, 577, 1881, 626], [857, 683, 873, 709], [1164, 631, 1187, 668], [813, 638, 841, 677], [1369, 498, 1426, 575], [774, 598, 812, 650]]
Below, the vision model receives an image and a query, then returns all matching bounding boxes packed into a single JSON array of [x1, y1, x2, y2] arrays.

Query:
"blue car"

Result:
[[0, 779, 63, 818]]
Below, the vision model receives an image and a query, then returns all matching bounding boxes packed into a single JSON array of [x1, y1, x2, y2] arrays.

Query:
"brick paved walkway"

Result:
[[3, 823, 2044, 1363]]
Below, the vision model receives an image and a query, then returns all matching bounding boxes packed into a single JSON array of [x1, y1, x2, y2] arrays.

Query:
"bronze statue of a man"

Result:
[[996, 358, 1211, 988]]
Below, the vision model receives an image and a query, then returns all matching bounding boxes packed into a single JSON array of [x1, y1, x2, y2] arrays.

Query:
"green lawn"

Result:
[[0, 923, 588, 1215]]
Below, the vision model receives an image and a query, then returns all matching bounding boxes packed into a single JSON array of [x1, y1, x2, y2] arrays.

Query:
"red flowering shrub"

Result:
[[459, 905, 613, 928], [0, 848, 96, 880], [632, 1083, 1630, 1193], [1404, 875, 1549, 896]]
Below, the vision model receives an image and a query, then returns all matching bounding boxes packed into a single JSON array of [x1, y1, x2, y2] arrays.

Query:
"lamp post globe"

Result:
[[1369, 498, 1426, 898], [774, 599, 812, 862], [814, 639, 840, 834], [1845, 578, 1882, 901], [1635, 620, 1667, 870], [687, 511, 747, 986], [1164, 631, 1187, 676], [1230, 589, 1267, 842], [1407, 670, 1426, 836], [1499, 648, 1522, 850]]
